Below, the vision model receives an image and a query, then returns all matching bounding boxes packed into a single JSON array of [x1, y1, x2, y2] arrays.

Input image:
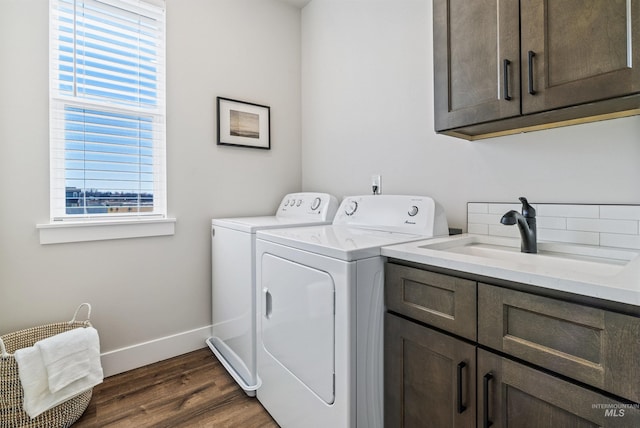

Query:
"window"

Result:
[[49, 0, 166, 221]]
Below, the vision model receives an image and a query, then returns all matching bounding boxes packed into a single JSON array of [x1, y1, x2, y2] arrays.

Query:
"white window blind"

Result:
[[49, 0, 166, 220]]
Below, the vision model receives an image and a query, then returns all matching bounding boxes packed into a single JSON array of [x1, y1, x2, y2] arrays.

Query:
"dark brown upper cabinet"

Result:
[[433, 0, 640, 140]]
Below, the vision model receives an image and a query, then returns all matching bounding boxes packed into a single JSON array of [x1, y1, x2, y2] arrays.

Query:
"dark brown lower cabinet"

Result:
[[477, 349, 640, 428], [385, 313, 475, 428], [385, 314, 640, 428], [385, 262, 640, 428]]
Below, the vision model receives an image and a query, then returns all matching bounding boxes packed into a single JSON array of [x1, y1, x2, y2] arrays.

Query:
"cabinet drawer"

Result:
[[385, 263, 476, 340], [478, 283, 640, 402]]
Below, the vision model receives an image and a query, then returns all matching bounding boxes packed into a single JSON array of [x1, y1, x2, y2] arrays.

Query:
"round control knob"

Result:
[[345, 200, 358, 216], [408, 206, 419, 216], [311, 197, 321, 210], [284, 199, 291, 206], [296, 199, 302, 207]]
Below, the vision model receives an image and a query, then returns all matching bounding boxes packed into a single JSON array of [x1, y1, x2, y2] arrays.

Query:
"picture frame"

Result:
[[217, 97, 271, 150]]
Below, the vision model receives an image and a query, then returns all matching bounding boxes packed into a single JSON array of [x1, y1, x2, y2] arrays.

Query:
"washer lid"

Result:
[[212, 216, 332, 233], [257, 225, 429, 261]]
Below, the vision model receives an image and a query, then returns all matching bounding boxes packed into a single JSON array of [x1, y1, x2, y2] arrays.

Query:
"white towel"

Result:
[[36, 327, 91, 393], [14, 327, 103, 419]]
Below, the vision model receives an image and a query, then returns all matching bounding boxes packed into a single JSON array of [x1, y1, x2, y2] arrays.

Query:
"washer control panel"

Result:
[[276, 193, 339, 221]]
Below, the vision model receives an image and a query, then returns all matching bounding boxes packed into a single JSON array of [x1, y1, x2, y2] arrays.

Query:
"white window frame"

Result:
[[39, 0, 174, 244]]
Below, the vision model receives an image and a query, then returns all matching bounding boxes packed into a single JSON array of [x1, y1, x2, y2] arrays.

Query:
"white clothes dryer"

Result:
[[255, 195, 448, 427], [206, 192, 338, 396]]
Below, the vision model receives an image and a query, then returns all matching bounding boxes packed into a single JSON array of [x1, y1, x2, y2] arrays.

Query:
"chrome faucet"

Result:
[[501, 197, 537, 253]]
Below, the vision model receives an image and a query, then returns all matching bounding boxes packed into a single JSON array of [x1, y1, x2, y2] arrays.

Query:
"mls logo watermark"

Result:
[[605, 408, 625, 418], [592, 403, 640, 418]]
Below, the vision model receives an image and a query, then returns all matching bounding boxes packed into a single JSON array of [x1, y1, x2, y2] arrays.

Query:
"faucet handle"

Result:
[[519, 197, 536, 218]]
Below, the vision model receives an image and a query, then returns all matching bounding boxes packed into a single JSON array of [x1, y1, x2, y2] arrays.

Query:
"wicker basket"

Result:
[[0, 304, 94, 428]]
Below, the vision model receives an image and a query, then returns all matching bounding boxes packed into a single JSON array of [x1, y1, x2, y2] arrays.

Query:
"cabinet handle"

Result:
[[503, 59, 512, 101], [483, 372, 494, 428], [528, 51, 537, 95], [457, 361, 467, 414]]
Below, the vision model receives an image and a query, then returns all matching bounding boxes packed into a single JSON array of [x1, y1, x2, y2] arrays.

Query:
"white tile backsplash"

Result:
[[566, 218, 638, 234], [536, 216, 567, 230], [536, 204, 599, 218], [468, 213, 503, 225], [468, 202, 640, 250], [488, 203, 522, 214], [467, 223, 488, 235], [600, 205, 640, 220], [468, 203, 489, 214]]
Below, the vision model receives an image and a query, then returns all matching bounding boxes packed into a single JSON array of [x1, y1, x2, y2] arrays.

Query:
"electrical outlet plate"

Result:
[[371, 174, 381, 195]]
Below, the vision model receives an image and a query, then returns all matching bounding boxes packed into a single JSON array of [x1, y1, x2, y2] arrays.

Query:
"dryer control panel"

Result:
[[333, 195, 449, 237]]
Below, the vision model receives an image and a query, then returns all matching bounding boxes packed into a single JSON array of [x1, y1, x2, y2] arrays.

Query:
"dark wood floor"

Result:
[[74, 348, 278, 427]]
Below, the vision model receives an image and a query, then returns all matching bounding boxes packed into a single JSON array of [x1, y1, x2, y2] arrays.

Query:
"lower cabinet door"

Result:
[[477, 348, 640, 428], [385, 313, 475, 428]]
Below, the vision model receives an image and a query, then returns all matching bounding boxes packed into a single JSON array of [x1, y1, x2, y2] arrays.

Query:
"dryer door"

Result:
[[261, 253, 335, 404]]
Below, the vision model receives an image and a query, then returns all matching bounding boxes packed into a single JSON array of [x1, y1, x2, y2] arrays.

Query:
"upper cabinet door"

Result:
[[433, 0, 520, 131], [521, 0, 640, 114]]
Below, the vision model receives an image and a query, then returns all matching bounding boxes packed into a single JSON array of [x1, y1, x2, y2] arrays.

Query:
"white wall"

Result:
[[301, 0, 640, 230], [0, 0, 302, 374], [1, 0, 638, 376]]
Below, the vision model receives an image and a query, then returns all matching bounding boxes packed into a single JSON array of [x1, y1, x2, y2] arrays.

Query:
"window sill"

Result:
[[36, 218, 176, 244]]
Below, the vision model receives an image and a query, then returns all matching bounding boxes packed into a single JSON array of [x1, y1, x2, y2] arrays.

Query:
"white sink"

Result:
[[418, 235, 640, 277]]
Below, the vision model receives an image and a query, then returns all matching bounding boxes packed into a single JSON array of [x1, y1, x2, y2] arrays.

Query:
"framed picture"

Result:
[[217, 97, 271, 149]]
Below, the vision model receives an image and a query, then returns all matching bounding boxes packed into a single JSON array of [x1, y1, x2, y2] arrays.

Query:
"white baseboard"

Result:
[[100, 325, 213, 377]]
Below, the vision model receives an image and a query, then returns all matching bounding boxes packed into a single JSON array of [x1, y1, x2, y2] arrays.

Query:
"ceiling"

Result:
[[278, 0, 312, 8]]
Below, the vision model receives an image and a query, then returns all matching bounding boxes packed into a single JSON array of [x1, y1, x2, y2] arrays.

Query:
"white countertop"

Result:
[[381, 234, 640, 307]]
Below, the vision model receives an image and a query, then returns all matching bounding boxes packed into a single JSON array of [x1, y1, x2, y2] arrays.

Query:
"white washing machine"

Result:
[[206, 192, 338, 396], [255, 195, 449, 427]]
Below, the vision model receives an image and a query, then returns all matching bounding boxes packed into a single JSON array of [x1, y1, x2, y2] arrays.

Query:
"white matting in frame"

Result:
[[217, 97, 270, 149]]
